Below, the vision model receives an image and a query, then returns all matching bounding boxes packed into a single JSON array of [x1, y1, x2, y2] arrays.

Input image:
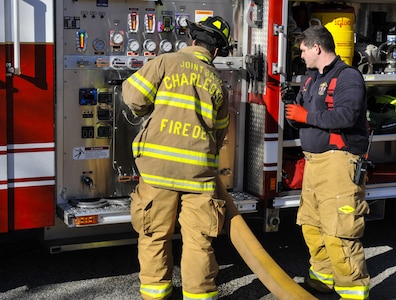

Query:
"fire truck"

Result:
[[2, 0, 396, 252]]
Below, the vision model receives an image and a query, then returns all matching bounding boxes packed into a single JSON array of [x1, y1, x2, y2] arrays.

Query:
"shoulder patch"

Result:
[[318, 82, 328, 96]]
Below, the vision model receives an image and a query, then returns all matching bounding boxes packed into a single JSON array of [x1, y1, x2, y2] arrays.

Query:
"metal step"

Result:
[[57, 192, 259, 227]]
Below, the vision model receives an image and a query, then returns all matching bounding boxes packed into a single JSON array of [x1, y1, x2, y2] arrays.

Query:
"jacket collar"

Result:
[[307, 55, 342, 79], [180, 46, 213, 64]]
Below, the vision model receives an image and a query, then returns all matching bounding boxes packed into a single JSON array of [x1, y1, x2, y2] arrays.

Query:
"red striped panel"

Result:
[[1, 42, 55, 231]]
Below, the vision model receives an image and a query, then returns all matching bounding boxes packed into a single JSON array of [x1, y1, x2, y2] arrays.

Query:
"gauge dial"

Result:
[[177, 15, 189, 27], [143, 39, 157, 52], [128, 39, 140, 52], [175, 40, 188, 51], [92, 38, 106, 52], [160, 40, 173, 53], [111, 31, 124, 45]]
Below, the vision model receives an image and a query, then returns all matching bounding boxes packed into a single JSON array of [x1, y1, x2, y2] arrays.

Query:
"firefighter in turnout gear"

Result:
[[122, 16, 231, 300], [284, 25, 370, 299]]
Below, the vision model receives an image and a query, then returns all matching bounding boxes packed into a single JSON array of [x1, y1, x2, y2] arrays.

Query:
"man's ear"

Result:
[[192, 40, 197, 46], [214, 47, 219, 58]]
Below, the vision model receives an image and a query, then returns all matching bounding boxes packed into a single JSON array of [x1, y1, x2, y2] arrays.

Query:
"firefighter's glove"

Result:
[[281, 82, 296, 105], [285, 104, 308, 124]]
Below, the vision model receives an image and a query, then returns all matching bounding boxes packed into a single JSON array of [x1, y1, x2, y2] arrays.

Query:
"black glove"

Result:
[[281, 82, 296, 105]]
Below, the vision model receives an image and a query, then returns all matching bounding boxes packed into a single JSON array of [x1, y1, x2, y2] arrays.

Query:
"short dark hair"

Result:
[[295, 25, 335, 53], [194, 39, 217, 55]]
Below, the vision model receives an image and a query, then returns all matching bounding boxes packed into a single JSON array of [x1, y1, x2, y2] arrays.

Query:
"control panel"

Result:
[[62, 0, 233, 68], [58, 0, 236, 201]]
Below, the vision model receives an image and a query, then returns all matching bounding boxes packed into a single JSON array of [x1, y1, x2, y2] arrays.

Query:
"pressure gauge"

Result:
[[128, 39, 140, 52], [143, 39, 157, 52], [111, 31, 124, 45], [176, 15, 189, 27], [92, 38, 106, 52], [175, 40, 188, 51], [160, 40, 173, 53]]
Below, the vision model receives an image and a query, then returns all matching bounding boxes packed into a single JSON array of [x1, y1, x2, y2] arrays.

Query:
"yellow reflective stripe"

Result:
[[335, 285, 370, 300], [215, 114, 229, 130], [193, 51, 212, 64], [141, 173, 215, 192], [132, 142, 218, 167], [140, 283, 173, 299], [183, 289, 218, 300], [309, 266, 334, 285], [156, 91, 213, 120], [127, 72, 157, 103]]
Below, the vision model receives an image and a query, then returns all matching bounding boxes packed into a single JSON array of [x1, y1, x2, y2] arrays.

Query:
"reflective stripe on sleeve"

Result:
[[127, 72, 157, 103], [215, 114, 229, 130]]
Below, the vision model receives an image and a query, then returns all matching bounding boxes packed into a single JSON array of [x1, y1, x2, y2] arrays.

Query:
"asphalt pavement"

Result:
[[1, 200, 396, 300]]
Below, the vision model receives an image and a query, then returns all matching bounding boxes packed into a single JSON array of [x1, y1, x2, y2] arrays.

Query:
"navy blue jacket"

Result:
[[293, 56, 369, 155]]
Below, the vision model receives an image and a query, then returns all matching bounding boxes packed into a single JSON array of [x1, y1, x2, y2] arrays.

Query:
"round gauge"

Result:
[[177, 15, 189, 27], [143, 39, 157, 52], [128, 39, 140, 52], [160, 40, 173, 53], [92, 38, 106, 52], [176, 40, 188, 51], [111, 31, 124, 45]]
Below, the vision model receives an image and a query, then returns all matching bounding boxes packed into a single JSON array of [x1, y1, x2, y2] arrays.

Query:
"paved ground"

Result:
[[1, 200, 396, 299]]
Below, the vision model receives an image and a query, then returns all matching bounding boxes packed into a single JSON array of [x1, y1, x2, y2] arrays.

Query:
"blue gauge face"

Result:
[[93, 38, 106, 51]]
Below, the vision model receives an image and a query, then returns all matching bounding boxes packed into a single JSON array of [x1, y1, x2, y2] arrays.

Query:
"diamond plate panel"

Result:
[[246, 103, 265, 196]]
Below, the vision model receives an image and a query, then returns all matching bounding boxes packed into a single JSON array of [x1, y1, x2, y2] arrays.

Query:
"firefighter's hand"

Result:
[[281, 82, 296, 105], [285, 104, 308, 124]]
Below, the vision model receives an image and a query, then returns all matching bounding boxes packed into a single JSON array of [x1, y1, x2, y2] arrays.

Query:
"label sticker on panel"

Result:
[[73, 146, 110, 160], [194, 10, 213, 22]]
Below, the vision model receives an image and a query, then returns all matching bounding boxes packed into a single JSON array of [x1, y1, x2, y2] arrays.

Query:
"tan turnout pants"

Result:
[[297, 150, 370, 299], [131, 178, 226, 300]]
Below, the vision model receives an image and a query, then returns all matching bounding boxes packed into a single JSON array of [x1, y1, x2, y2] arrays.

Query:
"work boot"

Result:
[[305, 277, 334, 294]]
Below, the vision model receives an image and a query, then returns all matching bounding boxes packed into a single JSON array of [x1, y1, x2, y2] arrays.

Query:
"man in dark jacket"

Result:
[[284, 25, 370, 300]]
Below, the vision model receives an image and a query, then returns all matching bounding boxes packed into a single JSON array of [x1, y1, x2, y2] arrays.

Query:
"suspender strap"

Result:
[[302, 65, 351, 149], [328, 66, 351, 149], [325, 77, 338, 110]]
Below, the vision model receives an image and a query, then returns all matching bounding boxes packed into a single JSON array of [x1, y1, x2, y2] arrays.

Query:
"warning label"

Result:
[[73, 146, 110, 160]]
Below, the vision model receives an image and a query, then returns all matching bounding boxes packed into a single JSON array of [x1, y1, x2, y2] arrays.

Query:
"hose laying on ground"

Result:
[[216, 177, 317, 300]]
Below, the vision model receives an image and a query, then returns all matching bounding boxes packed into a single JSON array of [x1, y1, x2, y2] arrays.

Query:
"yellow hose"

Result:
[[217, 178, 317, 300]]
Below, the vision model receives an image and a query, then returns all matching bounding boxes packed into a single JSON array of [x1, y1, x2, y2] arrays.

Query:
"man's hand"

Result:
[[285, 104, 308, 124], [281, 82, 296, 105]]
